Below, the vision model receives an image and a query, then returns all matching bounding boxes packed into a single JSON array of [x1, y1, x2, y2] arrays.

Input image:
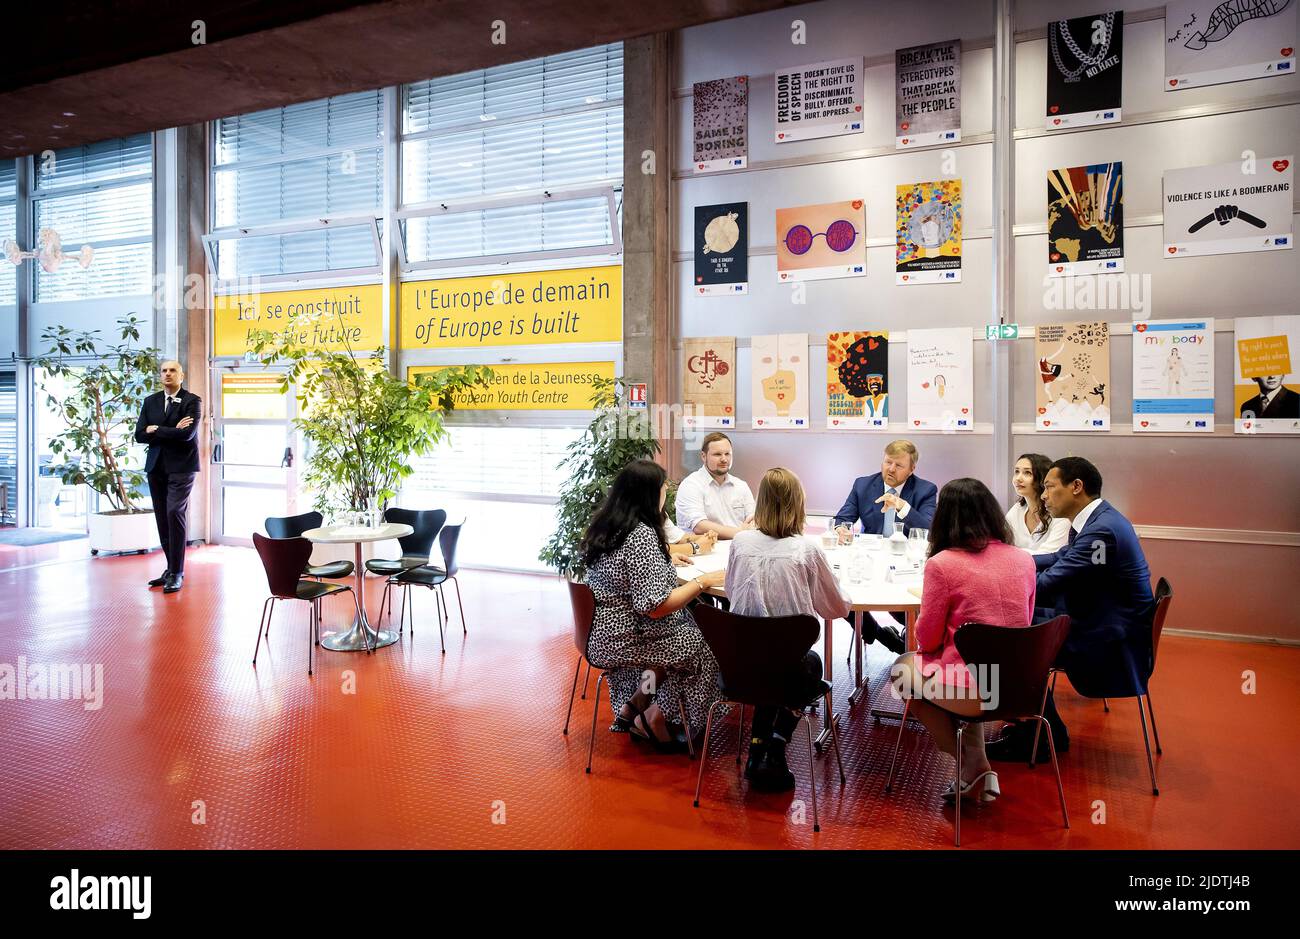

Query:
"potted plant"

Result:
[[33, 315, 163, 554]]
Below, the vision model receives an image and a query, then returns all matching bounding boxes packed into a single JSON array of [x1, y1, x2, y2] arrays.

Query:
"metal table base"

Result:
[[319, 541, 401, 651]]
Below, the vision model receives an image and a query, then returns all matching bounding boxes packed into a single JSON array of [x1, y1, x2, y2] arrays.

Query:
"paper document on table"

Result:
[[684, 552, 727, 575]]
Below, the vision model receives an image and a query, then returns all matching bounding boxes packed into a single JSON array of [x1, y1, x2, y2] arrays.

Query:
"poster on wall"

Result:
[[774, 57, 864, 142], [1234, 315, 1300, 434], [751, 333, 809, 429], [1047, 163, 1125, 276], [682, 336, 736, 429], [693, 75, 748, 173], [1132, 319, 1215, 432], [693, 202, 749, 296], [775, 199, 866, 283], [896, 179, 963, 284], [1035, 321, 1111, 431], [827, 330, 889, 429], [895, 39, 962, 149], [1163, 156, 1293, 258], [906, 327, 974, 431], [1046, 10, 1123, 129], [1165, 0, 1296, 90]]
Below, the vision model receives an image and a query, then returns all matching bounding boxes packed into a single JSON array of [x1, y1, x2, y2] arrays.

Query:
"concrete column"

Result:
[[990, 0, 1015, 502]]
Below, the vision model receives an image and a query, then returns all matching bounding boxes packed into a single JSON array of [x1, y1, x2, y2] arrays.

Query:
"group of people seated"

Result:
[[579, 432, 1156, 802]]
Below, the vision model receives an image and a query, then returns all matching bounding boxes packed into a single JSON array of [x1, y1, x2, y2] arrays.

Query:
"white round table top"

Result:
[[302, 522, 413, 544]]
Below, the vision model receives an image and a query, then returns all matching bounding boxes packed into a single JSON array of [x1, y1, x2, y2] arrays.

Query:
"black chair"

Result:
[[385, 518, 465, 653], [563, 579, 597, 736], [370, 507, 446, 614], [884, 616, 1072, 847], [264, 512, 354, 580], [252, 533, 365, 675], [690, 604, 846, 833]]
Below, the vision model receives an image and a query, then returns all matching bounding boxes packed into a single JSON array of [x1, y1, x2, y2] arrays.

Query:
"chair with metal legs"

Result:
[[385, 520, 467, 653], [265, 511, 355, 580], [563, 580, 597, 735], [690, 604, 846, 833], [883, 616, 1072, 847], [252, 533, 365, 676], [369, 508, 446, 631]]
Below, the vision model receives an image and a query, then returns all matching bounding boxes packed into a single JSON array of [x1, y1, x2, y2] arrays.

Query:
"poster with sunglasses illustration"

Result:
[[1035, 321, 1111, 431], [827, 331, 889, 429], [1165, 0, 1296, 90], [906, 328, 973, 431], [1132, 318, 1215, 433], [1047, 163, 1125, 276], [751, 334, 809, 429], [1047, 10, 1124, 129], [896, 179, 962, 284], [682, 336, 736, 429], [694, 202, 749, 296], [775, 200, 867, 283], [774, 57, 864, 142], [693, 75, 748, 174], [1234, 315, 1300, 434], [896, 39, 962, 149], [1163, 156, 1293, 257]]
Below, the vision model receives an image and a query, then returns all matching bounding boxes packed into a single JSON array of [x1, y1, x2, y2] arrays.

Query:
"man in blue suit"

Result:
[[988, 456, 1155, 762], [832, 439, 938, 652]]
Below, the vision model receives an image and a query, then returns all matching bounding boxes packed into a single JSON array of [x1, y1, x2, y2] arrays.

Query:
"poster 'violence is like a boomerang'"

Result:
[[1163, 156, 1293, 257], [1048, 163, 1125, 276], [693, 75, 748, 173], [751, 333, 810, 429], [1165, 0, 1296, 90], [1047, 10, 1123, 129], [827, 330, 889, 429], [906, 328, 974, 431], [1235, 315, 1300, 434], [776, 200, 867, 283], [694, 202, 749, 296], [896, 179, 962, 284], [682, 336, 736, 429], [774, 57, 864, 142], [895, 39, 962, 149], [1035, 321, 1111, 431], [1132, 319, 1215, 432]]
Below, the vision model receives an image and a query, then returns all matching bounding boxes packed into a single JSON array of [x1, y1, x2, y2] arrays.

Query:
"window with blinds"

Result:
[[31, 134, 152, 303], [0, 160, 15, 305], [0, 371, 15, 521], [406, 426, 582, 498]]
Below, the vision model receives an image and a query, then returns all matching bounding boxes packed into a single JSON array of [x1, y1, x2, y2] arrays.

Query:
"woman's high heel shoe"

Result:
[[627, 702, 687, 754], [942, 770, 1000, 803]]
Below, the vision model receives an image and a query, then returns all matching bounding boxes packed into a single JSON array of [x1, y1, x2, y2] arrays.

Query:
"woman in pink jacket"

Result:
[[891, 477, 1037, 803]]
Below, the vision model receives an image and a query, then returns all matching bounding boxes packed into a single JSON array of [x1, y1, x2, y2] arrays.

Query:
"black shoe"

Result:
[[744, 738, 767, 781], [148, 571, 171, 587], [163, 572, 184, 594], [986, 722, 1069, 762], [875, 623, 906, 655], [754, 738, 796, 792]]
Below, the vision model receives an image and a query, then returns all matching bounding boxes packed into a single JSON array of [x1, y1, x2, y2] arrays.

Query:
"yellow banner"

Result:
[[213, 285, 384, 357], [1237, 335, 1291, 379], [400, 266, 622, 350], [221, 374, 287, 420], [408, 362, 615, 410]]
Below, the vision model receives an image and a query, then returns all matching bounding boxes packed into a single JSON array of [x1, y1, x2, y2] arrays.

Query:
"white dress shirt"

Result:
[[675, 466, 756, 532], [663, 519, 687, 544], [725, 530, 851, 621], [1071, 497, 1104, 534], [1005, 500, 1071, 554]]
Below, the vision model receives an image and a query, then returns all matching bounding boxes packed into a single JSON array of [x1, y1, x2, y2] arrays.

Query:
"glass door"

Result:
[[210, 369, 297, 545]]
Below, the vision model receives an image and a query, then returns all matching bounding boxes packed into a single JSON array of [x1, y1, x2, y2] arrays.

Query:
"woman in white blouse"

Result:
[[725, 467, 850, 792], [1005, 453, 1071, 554]]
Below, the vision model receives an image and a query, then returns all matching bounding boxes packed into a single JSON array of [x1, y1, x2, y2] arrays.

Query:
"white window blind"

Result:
[[0, 371, 14, 519], [33, 135, 151, 192], [404, 195, 613, 265], [407, 426, 582, 498], [0, 161, 15, 305]]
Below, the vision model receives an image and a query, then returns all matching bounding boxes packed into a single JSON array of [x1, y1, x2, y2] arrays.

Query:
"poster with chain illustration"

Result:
[[827, 330, 889, 429], [693, 76, 748, 174], [1163, 156, 1293, 257], [1234, 315, 1300, 434], [1165, 0, 1296, 90], [751, 334, 809, 429], [1047, 163, 1125, 276], [1132, 319, 1215, 432], [906, 328, 974, 431], [775, 199, 866, 282], [693, 202, 748, 296], [1047, 10, 1123, 129], [895, 39, 962, 149], [1035, 321, 1111, 431], [774, 57, 864, 142], [896, 179, 962, 284], [682, 336, 736, 429]]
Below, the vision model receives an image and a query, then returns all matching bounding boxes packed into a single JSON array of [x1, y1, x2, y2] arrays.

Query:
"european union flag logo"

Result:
[[1105, 261, 1117, 268], [944, 132, 955, 139], [1092, 419, 1104, 426], [1103, 111, 1115, 119], [1277, 237, 1289, 246], [1195, 420, 1206, 427], [958, 420, 968, 426], [851, 123, 862, 130], [1280, 61, 1292, 71]]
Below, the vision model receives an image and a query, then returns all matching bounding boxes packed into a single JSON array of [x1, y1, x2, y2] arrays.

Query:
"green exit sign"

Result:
[[985, 324, 1020, 340]]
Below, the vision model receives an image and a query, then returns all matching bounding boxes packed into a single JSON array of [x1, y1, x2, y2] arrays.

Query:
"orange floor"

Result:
[[1, 542, 1298, 850]]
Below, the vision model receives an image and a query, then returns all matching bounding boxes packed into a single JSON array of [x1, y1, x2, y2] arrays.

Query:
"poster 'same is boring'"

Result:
[[693, 75, 748, 173]]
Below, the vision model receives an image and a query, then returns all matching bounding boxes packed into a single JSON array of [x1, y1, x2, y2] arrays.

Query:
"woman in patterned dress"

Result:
[[582, 459, 725, 752]]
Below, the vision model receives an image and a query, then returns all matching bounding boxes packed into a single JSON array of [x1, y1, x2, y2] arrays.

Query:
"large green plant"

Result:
[[33, 315, 162, 514], [540, 377, 672, 580], [250, 326, 492, 516]]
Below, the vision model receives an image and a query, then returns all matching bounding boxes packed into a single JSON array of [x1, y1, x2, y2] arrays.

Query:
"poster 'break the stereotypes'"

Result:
[[774, 57, 864, 142], [682, 336, 736, 430], [896, 179, 962, 284], [827, 331, 889, 429], [776, 200, 866, 282], [896, 39, 962, 149], [693, 202, 748, 296], [1047, 10, 1123, 129], [1164, 156, 1293, 257], [1234, 315, 1300, 434], [906, 327, 974, 431], [693, 75, 748, 173], [1165, 0, 1297, 90], [751, 334, 809, 429], [1035, 321, 1111, 431], [1048, 163, 1124, 276], [1132, 319, 1215, 432]]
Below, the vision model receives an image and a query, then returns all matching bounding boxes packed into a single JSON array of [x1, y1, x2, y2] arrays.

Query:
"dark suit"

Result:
[[833, 472, 938, 535], [1239, 385, 1300, 419], [134, 389, 201, 574], [1034, 499, 1155, 699]]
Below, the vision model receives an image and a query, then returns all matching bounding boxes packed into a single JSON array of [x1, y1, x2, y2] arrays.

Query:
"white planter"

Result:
[[88, 511, 161, 555]]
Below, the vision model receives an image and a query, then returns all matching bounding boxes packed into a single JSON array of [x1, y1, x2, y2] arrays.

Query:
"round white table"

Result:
[[302, 522, 413, 652]]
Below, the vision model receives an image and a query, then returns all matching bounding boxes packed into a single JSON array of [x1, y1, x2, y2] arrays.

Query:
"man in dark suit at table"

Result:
[[832, 439, 939, 652], [134, 360, 202, 594], [988, 456, 1155, 761], [1239, 374, 1300, 420]]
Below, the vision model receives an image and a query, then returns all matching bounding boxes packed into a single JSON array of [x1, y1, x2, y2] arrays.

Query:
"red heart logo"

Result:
[[1135, 323, 1147, 332], [1168, 246, 1177, 254], [852, 200, 863, 210], [1043, 420, 1051, 426], [1038, 407, 1047, 415], [921, 382, 930, 389], [1055, 266, 1064, 273], [961, 407, 969, 414], [1169, 79, 1178, 87], [697, 163, 704, 169], [901, 122, 910, 130], [1140, 421, 1149, 427], [855, 105, 862, 112], [833, 419, 840, 426], [902, 138, 909, 144], [902, 274, 909, 281], [913, 420, 921, 426], [1273, 160, 1290, 172], [1244, 422, 1252, 429], [1053, 118, 1062, 125], [724, 406, 732, 413], [778, 133, 785, 139], [1049, 106, 1059, 114], [777, 393, 785, 400], [1050, 252, 1061, 261], [756, 419, 764, 425], [1283, 48, 1294, 56], [780, 273, 788, 279], [698, 288, 705, 293]]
